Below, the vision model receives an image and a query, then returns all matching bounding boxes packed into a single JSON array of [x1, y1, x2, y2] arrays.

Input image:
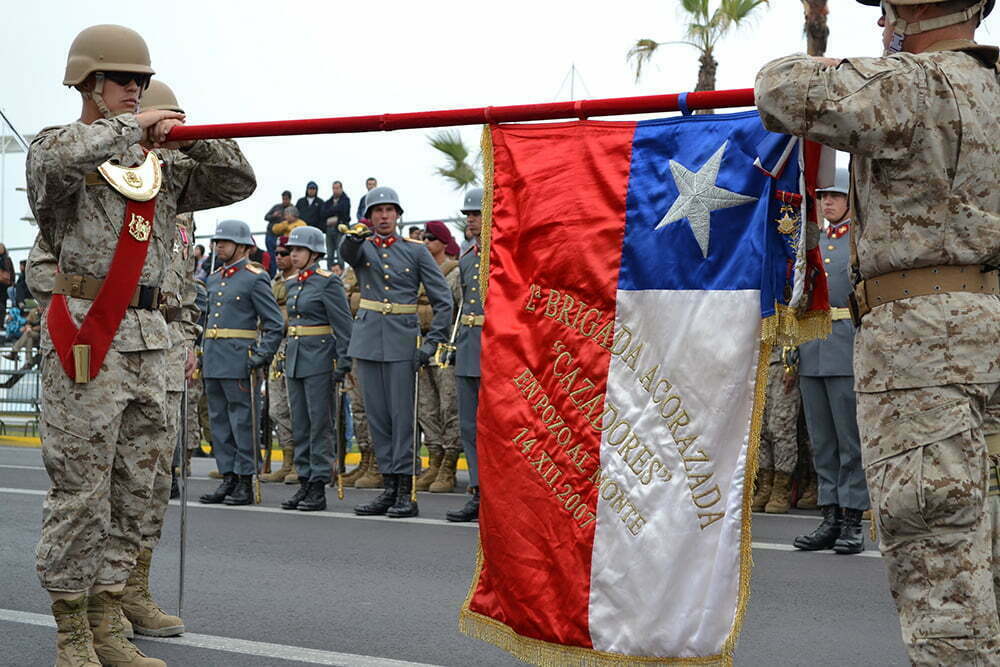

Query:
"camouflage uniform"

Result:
[[142, 213, 199, 553], [26, 115, 254, 592], [757, 40, 1000, 663], [417, 258, 460, 456], [760, 347, 799, 476]]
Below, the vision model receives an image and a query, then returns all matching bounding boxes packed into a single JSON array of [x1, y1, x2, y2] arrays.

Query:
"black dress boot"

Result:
[[223, 475, 253, 505], [793, 505, 842, 550], [199, 473, 236, 504], [297, 480, 327, 512], [281, 479, 309, 510], [833, 508, 865, 554], [354, 474, 398, 516], [446, 487, 480, 522], [387, 474, 419, 518]]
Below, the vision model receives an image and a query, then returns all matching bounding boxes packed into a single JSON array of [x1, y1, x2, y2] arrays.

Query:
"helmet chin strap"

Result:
[[90, 72, 114, 119], [883, 0, 986, 55]]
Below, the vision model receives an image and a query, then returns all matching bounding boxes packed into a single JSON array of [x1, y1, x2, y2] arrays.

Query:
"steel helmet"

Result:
[[286, 226, 326, 255], [816, 168, 849, 196], [141, 80, 183, 114], [364, 186, 403, 218], [856, 0, 992, 54], [211, 219, 255, 246], [63, 25, 153, 86], [461, 187, 483, 214]]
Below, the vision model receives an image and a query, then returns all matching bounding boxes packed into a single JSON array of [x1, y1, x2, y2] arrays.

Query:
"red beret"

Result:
[[425, 220, 460, 256]]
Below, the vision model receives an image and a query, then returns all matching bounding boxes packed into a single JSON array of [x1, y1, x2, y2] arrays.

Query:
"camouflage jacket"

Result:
[[26, 114, 256, 353], [163, 213, 200, 392], [756, 40, 1000, 392]]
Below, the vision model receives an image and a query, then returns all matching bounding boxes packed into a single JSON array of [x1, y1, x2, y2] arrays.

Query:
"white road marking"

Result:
[[0, 464, 45, 471], [0, 608, 441, 666], [0, 486, 884, 558]]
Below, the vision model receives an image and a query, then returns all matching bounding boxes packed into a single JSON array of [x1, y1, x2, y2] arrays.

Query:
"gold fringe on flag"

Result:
[[478, 124, 495, 306], [760, 304, 831, 347]]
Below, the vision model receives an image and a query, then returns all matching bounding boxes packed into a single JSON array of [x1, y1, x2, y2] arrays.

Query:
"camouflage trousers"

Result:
[[141, 389, 182, 553], [417, 365, 460, 454], [268, 372, 294, 450], [36, 348, 167, 592], [760, 361, 799, 475], [859, 382, 1000, 665], [186, 375, 204, 450], [347, 373, 371, 453]]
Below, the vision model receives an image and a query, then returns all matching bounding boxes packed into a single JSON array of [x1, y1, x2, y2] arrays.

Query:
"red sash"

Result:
[[47, 198, 157, 381]]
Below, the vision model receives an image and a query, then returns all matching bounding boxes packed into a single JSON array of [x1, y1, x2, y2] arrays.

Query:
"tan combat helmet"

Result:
[[856, 0, 994, 53], [141, 80, 184, 114], [64, 24, 154, 118]]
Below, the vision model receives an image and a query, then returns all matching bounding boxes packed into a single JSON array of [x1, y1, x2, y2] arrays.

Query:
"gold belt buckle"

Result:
[[382, 302, 393, 315]]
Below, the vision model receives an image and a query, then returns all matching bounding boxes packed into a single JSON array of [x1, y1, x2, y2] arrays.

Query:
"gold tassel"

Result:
[[760, 304, 831, 347], [478, 125, 495, 306]]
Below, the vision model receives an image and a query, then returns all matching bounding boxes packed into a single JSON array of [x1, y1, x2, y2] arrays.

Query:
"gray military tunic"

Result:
[[798, 221, 869, 511], [455, 242, 484, 487], [203, 258, 284, 475], [341, 233, 452, 474], [284, 263, 353, 482]]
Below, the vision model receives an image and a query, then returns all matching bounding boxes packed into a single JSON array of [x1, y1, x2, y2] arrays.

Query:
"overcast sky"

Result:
[[0, 1, 994, 261]]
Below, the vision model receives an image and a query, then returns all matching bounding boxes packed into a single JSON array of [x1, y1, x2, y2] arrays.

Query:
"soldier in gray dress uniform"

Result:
[[447, 188, 485, 522], [278, 227, 353, 512], [794, 169, 870, 554], [199, 220, 284, 506], [341, 187, 453, 518]]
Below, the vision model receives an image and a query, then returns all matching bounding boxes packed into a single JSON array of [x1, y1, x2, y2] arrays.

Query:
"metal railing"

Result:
[[0, 345, 40, 436]]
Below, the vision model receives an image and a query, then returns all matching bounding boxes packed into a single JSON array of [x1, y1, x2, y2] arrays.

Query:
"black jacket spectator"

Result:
[[296, 181, 325, 231], [321, 193, 351, 228], [14, 263, 31, 308]]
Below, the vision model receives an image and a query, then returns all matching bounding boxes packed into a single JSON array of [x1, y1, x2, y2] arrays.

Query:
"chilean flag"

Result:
[[461, 112, 824, 665]]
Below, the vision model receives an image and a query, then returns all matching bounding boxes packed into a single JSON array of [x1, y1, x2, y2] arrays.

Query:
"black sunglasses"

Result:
[[423, 234, 438, 242], [103, 71, 152, 90], [275, 250, 291, 257]]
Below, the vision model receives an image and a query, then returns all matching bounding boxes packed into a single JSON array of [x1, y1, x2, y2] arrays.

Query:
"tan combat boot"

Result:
[[765, 471, 792, 514], [751, 468, 773, 512], [262, 446, 294, 483], [208, 469, 222, 480], [340, 449, 371, 487], [88, 590, 166, 666], [415, 450, 443, 492], [796, 475, 818, 509], [121, 549, 184, 637], [354, 454, 384, 489], [429, 450, 459, 493], [52, 595, 101, 666]]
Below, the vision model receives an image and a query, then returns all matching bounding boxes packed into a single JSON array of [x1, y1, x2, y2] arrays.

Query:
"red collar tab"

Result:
[[372, 235, 397, 248], [827, 221, 850, 239], [223, 265, 241, 278], [298, 269, 314, 282]]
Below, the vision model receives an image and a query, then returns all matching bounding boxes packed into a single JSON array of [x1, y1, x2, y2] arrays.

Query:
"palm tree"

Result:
[[628, 0, 770, 94], [801, 0, 829, 56], [428, 130, 479, 191]]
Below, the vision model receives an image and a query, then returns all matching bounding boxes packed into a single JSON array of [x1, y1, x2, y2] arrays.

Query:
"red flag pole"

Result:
[[166, 88, 756, 142]]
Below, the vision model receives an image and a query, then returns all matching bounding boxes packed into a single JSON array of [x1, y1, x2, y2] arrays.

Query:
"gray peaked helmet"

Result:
[[816, 168, 849, 196], [211, 219, 255, 246], [286, 226, 326, 255], [364, 186, 403, 218], [461, 187, 483, 214]]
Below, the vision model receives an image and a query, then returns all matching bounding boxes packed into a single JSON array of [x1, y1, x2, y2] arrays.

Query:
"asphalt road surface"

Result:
[[0, 444, 908, 666]]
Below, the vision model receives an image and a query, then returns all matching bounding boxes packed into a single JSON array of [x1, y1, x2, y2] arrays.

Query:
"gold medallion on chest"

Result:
[[128, 213, 152, 242], [775, 204, 799, 236], [97, 151, 162, 202]]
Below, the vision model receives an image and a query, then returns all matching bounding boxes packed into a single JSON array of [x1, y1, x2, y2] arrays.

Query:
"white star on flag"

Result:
[[655, 140, 758, 258]]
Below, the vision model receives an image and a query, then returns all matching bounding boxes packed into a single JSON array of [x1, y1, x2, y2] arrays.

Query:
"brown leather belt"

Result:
[[849, 264, 999, 325], [53, 273, 161, 310]]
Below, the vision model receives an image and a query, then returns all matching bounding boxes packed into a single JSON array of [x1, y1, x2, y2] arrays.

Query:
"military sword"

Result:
[[177, 379, 189, 618], [333, 378, 346, 500], [248, 360, 263, 505], [412, 336, 422, 502], [435, 267, 465, 368]]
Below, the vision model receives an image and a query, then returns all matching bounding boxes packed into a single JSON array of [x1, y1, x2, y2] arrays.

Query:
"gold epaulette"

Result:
[[403, 237, 423, 244], [245, 263, 264, 274], [316, 268, 333, 277]]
